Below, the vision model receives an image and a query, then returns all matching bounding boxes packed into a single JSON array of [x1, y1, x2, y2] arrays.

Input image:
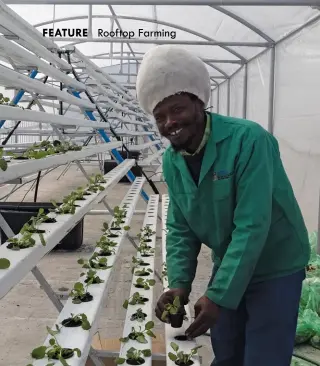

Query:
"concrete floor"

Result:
[[0, 164, 319, 366]]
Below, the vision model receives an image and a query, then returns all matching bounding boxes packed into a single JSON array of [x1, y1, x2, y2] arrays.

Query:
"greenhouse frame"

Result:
[[0, 1, 320, 365]]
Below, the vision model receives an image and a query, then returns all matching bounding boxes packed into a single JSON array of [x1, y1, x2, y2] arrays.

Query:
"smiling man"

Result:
[[135, 45, 310, 366]]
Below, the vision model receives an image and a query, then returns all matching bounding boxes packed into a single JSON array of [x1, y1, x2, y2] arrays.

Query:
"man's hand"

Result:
[[185, 295, 220, 338], [155, 288, 189, 323]]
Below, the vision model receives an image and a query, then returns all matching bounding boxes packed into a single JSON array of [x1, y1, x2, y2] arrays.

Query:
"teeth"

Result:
[[170, 128, 182, 136]]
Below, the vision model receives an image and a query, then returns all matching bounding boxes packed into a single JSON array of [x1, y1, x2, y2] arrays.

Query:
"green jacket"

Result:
[[162, 112, 310, 310]]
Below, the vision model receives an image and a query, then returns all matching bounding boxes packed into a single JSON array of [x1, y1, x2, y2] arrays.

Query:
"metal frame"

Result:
[[3, 0, 320, 4]]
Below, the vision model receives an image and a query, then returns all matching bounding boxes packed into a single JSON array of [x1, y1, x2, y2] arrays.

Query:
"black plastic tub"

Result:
[[0, 202, 83, 251]]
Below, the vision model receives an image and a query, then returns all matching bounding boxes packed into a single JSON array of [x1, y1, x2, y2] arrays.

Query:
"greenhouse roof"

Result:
[[2, 0, 320, 87]]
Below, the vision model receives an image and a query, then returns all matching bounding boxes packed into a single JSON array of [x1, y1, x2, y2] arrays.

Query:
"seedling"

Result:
[[134, 268, 153, 277], [96, 235, 118, 248], [80, 269, 104, 284], [0, 148, 7, 171], [51, 199, 77, 215], [120, 321, 156, 344], [162, 296, 186, 328], [20, 219, 46, 246], [137, 225, 156, 243], [103, 221, 130, 238], [162, 262, 168, 280], [32, 207, 56, 224], [28, 326, 81, 365], [115, 347, 151, 365], [131, 256, 150, 274], [0, 93, 10, 105], [114, 205, 128, 223], [0, 258, 10, 269], [78, 253, 112, 270], [61, 313, 91, 330], [70, 282, 93, 304], [168, 342, 202, 366], [137, 243, 155, 257], [89, 173, 106, 185], [134, 277, 156, 290], [123, 292, 149, 309], [130, 308, 147, 323], [7, 231, 36, 250]]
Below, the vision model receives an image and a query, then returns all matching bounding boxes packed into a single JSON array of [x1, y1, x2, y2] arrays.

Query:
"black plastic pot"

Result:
[[170, 312, 184, 328], [0, 202, 84, 251]]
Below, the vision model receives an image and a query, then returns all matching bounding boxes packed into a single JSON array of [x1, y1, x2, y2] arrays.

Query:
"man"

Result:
[[135, 45, 310, 366]]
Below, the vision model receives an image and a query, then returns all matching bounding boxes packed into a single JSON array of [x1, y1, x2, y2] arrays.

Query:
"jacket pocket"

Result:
[[212, 177, 233, 201]]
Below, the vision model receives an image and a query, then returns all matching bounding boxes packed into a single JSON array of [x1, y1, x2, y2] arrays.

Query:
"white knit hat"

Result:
[[136, 45, 211, 115]]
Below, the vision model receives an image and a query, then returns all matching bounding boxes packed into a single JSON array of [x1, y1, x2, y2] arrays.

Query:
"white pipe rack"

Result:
[[139, 150, 165, 166], [0, 141, 122, 184], [118, 194, 159, 366], [161, 194, 201, 366], [0, 36, 85, 91], [0, 66, 95, 110], [0, 159, 136, 301], [32, 177, 146, 366], [0, 105, 110, 130]]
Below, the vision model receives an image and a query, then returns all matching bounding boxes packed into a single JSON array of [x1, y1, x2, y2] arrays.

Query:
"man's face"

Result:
[[153, 93, 202, 151]]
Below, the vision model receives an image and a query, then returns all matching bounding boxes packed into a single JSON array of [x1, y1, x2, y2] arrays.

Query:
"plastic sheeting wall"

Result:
[[214, 20, 320, 232], [273, 21, 320, 232]]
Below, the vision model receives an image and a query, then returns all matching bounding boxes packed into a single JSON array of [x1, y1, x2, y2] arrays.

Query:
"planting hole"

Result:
[[175, 361, 194, 366], [174, 335, 189, 341]]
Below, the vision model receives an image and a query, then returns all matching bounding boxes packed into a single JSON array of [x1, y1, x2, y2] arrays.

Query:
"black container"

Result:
[[170, 312, 184, 328], [0, 202, 83, 251]]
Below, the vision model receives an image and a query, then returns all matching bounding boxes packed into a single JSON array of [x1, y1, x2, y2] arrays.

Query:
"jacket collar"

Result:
[[170, 113, 232, 188]]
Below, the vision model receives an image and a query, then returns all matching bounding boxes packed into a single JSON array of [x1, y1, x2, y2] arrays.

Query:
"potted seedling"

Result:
[[0, 148, 7, 171], [51, 199, 78, 215], [115, 347, 151, 365], [131, 256, 150, 274], [123, 292, 149, 309], [134, 268, 153, 277], [70, 282, 93, 304], [97, 235, 118, 248], [120, 321, 156, 344], [137, 225, 156, 244], [80, 268, 104, 284], [137, 244, 155, 258], [78, 252, 113, 270], [31, 207, 57, 224], [28, 326, 81, 365], [161, 296, 185, 328], [7, 231, 36, 250], [134, 277, 156, 290], [19, 220, 46, 246], [103, 221, 130, 238], [168, 342, 202, 366], [130, 308, 147, 323], [61, 313, 91, 330]]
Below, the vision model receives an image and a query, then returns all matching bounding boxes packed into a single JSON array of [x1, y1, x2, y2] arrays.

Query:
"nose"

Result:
[[164, 115, 178, 130]]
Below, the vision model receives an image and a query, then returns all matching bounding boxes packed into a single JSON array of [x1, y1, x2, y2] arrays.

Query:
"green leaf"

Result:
[[145, 321, 154, 330], [146, 330, 156, 338], [142, 349, 152, 357], [81, 319, 91, 330], [0, 159, 7, 171], [171, 342, 179, 352], [39, 232, 46, 246], [49, 338, 55, 346], [161, 310, 169, 321], [31, 346, 47, 359], [173, 296, 180, 307], [136, 335, 147, 343], [148, 279, 156, 286], [74, 348, 81, 357], [0, 258, 10, 269], [119, 337, 129, 343], [115, 357, 126, 364], [123, 300, 128, 309], [58, 356, 69, 366], [168, 352, 177, 361]]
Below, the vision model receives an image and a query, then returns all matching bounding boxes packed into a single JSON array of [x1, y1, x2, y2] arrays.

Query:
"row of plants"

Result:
[[115, 223, 201, 366], [0, 173, 108, 270], [7, 140, 82, 161], [26, 199, 132, 365]]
